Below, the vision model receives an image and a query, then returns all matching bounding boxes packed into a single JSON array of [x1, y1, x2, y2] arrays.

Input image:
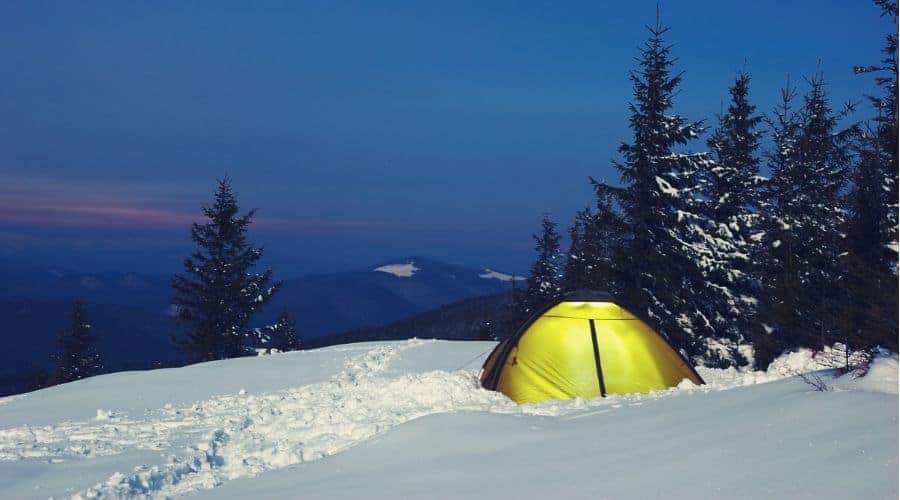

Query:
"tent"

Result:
[[480, 291, 704, 403]]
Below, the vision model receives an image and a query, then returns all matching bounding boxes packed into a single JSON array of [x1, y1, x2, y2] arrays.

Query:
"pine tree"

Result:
[[837, 0, 900, 359], [562, 207, 591, 292], [753, 82, 805, 367], [591, 17, 722, 359], [754, 74, 852, 368], [699, 71, 764, 365], [172, 178, 282, 362], [516, 213, 562, 320], [563, 191, 628, 295], [839, 145, 899, 358], [855, 0, 899, 246], [51, 300, 102, 384], [266, 308, 302, 352]]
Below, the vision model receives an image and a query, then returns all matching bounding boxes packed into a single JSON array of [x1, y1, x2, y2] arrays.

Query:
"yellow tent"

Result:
[[480, 292, 703, 403]]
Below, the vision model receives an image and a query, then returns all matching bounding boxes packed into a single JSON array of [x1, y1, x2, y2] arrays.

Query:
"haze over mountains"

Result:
[[0, 257, 522, 395]]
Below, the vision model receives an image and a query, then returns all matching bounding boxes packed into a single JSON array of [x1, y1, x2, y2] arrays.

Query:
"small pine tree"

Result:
[[51, 300, 102, 384], [476, 320, 496, 341], [516, 213, 562, 321], [562, 194, 627, 295], [562, 207, 590, 292], [172, 178, 282, 362], [267, 308, 302, 352]]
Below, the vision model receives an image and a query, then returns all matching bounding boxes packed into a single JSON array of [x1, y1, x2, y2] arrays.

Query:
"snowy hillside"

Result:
[[0, 341, 896, 499]]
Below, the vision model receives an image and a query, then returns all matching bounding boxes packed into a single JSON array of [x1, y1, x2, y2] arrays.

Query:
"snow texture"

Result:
[[373, 262, 419, 278], [0, 341, 896, 499], [478, 269, 525, 282]]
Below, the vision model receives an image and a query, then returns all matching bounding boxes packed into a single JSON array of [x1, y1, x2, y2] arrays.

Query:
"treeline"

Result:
[[515, 3, 898, 370]]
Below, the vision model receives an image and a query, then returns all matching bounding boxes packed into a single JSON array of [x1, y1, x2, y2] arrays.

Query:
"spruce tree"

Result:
[[795, 72, 852, 350], [563, 190, 628, 295], [838, 0, 900, 359], [267, 308, 302, 352], [855, 0, 899, 245], [592, 18, 723, 359], [753, 83, 804, 367], [517, 213, 562, 320], [172, 178, 282, 361], [562, 208, 591, 292], [52, 300, 102, 384], [754, 74, 852, 367], [699, 71, 764, 365], [839, 143, 899, 358]]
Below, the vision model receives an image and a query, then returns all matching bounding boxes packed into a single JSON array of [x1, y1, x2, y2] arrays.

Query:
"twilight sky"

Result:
[[0, 1, 890, 276]]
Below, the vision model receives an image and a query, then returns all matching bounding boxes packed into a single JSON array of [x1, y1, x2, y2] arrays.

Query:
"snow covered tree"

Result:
[[516, 213, 562, 321], [266, 308, 302, 352], [837, 1, 900, 359], [754, 74, 853, 368], [854, 0, 899, 246], [753, 83, 804, 367], [562, 208, 592, 292], [563, 190, 628, 295], [839, 150, 899, 359], [591, 18, 725, 360], [172, 177, 282, 362], [698, 71, 764, 365], [51, 300, 102, 384]]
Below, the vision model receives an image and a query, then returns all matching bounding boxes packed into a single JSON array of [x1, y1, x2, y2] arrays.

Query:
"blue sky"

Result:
[[0, 1, 890, 276]]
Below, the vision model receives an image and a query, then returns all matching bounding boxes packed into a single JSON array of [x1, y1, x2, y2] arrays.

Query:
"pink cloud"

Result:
[[0, 204, 195, 229], [0, 173, 396, 233]]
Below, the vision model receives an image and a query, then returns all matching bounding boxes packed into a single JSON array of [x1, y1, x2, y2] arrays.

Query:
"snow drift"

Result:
[[0, 340, 896, 499]]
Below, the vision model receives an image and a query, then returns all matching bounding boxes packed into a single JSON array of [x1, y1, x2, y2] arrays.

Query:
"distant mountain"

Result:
[[306, 291, 517, 349], [0, 257, 522, 395], [264, 257, 522, 338]]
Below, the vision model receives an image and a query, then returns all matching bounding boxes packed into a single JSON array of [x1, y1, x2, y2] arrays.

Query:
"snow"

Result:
[[0, 340, 896, 499], [373, 262, 419, 278], [478, 268, 525, 282]]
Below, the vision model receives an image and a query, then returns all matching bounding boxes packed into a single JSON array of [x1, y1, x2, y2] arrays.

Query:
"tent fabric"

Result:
[[480, 295, 703, 404]]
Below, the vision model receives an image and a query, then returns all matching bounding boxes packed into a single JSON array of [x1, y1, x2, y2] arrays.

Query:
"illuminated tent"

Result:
[[480, 291, 704, 403]]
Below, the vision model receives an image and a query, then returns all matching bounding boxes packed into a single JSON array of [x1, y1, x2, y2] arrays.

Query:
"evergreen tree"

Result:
[[266, 308, 302, 352], [562, 207, 591, 292], [707, 72, 763, 224], [51, 300, 102, 384], [172, 178, 282, 362], [699, 71, 764, 364], [839, 146, 899, 358], [563, 190, 628, 295], [837, 0, 900, 359], [591, 18, 724, 359], [516, 213, 562, 320], [754, 74, 852, 368], [753, 83, 804, 367], [855, 0, 899, 245]]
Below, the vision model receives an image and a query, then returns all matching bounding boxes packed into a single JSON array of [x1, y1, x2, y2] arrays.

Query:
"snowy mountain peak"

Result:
[[479, 269, 524, 282], [374, 262, 420, 278]]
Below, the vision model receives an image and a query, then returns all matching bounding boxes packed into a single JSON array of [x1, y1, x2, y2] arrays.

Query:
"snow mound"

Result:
[[373, 262, 419, 278], [478, 269, 525, 282], [836, 353, 899, 395]]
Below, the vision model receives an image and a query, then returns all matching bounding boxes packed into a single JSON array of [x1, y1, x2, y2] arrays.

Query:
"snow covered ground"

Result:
[[0, 340, 896, 499]]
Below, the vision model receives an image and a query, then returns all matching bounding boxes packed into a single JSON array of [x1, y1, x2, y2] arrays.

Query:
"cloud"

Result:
[[0, 173, 395, 233]]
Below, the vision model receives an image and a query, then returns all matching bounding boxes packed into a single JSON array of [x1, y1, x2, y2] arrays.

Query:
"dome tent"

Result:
[[480, 291, 703, 403]]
